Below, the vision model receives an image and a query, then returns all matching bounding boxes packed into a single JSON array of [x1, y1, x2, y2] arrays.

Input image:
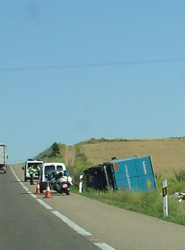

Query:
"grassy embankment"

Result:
[[36, 138, 185, 226]]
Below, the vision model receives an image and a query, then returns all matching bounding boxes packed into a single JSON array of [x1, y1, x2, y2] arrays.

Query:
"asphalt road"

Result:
[[2, 164, 185, 250], [0, 166, 99, 250]]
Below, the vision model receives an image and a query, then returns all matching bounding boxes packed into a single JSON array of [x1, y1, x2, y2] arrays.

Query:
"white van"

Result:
[[22, 158, 43, 182], [39, 162, 66, 193]]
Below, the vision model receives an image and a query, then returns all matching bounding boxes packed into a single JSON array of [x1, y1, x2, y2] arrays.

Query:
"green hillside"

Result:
[[35, 137, 185, 185]]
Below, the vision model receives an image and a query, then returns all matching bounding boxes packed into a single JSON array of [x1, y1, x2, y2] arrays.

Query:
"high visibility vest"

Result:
[[37, 166, 41, 171], [28, 167, 34, 175]]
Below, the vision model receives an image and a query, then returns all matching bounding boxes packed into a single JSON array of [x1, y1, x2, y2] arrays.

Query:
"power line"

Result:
[[0, 57, 185, 72]]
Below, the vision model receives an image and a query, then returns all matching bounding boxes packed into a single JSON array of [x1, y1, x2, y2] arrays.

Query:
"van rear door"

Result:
[[45, 165, 55, 179]]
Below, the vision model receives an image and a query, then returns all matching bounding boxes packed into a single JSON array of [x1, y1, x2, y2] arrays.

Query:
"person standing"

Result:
[[28, 165, 34, 185], [36, 163, 41, 179]]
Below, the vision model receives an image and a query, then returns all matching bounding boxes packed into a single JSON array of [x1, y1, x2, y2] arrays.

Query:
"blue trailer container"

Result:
[[83, 155, 156, 192], [110, 156, 156, 191]]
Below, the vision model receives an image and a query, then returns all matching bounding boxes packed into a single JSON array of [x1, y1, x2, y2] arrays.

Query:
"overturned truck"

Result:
[[83, 156, 156, 192]]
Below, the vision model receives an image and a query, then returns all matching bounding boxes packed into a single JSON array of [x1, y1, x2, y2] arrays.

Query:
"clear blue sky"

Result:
[[1, 1, 185, 163]]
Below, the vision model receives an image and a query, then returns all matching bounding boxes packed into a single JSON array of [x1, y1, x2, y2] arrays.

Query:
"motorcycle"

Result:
[[48, 171, 73, 195]]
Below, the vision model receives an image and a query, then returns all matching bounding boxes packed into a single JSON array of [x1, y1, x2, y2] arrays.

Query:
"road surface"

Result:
[[0, 166, 99, 250], [1, 164, 185, 250]]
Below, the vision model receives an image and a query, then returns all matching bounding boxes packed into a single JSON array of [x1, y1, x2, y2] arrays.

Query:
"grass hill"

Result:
[[36, 137, 185, 181]]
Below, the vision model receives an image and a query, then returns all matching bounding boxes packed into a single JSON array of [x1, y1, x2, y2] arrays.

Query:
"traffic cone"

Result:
[[35, 181, 40, 194], [45, 182, 51, 198]]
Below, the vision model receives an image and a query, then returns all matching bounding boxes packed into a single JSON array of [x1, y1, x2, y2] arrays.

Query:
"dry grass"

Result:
[[78, 138, 185, 178]]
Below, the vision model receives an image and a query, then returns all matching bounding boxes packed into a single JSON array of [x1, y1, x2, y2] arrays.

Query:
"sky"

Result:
[[1, 1, 185, 163]]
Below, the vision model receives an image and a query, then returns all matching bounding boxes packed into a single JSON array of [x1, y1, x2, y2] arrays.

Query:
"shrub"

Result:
[[174, 169, 185, 182]]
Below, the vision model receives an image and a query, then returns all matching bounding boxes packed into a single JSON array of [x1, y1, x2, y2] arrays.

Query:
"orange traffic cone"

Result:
[[35, 182, 40, 194], [45, 182, 51, 198]]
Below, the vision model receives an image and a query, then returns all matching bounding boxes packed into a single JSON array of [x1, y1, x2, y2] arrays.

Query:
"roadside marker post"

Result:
[[79, 175, 83, 193], [162, 179, 168, 217]]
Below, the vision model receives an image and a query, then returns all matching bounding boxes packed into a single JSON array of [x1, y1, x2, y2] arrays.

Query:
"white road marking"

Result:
[[22, 186, 29, 192], [36, 199, 52, 209], [29, 193, 38, 199], [52, 211, 92, 236], [94, 243, 116, 250]]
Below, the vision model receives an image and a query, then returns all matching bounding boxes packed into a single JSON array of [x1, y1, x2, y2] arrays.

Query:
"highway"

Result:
[[0, 165, 99, 250], [1, 164, 185, 250]]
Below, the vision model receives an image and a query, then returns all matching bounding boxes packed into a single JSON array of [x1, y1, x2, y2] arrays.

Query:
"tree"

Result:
[[50, 142, 60, 157]]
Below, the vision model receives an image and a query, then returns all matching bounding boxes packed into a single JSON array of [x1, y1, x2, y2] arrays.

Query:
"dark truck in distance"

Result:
[[83, 156, 156, 192]]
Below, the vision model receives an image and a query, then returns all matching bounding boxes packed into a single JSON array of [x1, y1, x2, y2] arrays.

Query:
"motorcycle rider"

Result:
[[49, 170, 72, 195], [57, 171, 63, 178], [50, 170, 60, 189]]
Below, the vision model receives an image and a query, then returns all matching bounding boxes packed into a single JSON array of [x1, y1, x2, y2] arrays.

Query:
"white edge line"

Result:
[[36, 199, 52, 209], [52, 211, 92, 236], [22, 186, 29, 192], [30, 193, 37, 199], [94, 243, 116, 250]]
